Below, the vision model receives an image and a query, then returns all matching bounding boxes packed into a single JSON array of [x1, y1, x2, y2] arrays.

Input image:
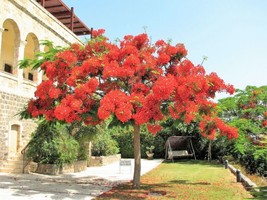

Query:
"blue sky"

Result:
[[64, 0, 267, 98]]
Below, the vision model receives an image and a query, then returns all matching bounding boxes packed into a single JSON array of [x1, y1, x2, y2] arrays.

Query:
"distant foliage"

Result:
[[218, 85, 267, 175]]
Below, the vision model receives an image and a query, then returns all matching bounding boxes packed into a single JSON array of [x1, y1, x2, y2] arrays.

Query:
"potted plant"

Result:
[[146, 145, 155, 160]]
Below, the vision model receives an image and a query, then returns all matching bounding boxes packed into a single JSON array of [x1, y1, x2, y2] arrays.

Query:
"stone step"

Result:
[[8, 155, 24, 161], [2, 163, 23, 169], [0, 157, 25, 174], [0, 154, 30, 174], [0, 160, 23, 167], [5, 159, 23, 164], [0, 167, 23, 173], [0, 161, 23, 168], [0, 162, 23, 169]]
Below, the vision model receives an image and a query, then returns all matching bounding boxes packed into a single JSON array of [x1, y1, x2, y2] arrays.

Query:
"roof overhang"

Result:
[[36, 0, 92, 36]]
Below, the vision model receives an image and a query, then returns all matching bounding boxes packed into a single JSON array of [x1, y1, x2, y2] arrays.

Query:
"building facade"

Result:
[[0, 0, 91, 172]]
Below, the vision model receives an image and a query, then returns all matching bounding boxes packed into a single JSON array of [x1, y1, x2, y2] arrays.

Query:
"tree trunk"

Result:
[[133, 124, 141, 188], [208, 140, 212, 161]]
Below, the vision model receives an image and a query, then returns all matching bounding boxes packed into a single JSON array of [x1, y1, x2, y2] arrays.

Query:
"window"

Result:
[[28, 73, 33, 81], [4, 64, 12, 73]]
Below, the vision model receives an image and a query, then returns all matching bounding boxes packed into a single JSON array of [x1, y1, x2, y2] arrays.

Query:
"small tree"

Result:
[[20, 30, 238, 188], [218, 85, 267, 175]]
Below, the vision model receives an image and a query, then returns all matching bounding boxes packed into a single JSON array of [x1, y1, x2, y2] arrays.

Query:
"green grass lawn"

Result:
[[96, 160, 253, 200]]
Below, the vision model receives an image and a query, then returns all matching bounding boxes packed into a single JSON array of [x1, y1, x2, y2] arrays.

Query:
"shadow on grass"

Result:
[[97, 179, 212, 199], [163, 159, 223, 168], [96, 181, 174, 200], [169, 179, 211, 185], [96, 159, 250, 199]]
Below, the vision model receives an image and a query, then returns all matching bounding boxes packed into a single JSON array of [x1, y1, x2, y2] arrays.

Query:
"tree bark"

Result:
[[208, 140, 212, 161], [133, 124, 141, 188]]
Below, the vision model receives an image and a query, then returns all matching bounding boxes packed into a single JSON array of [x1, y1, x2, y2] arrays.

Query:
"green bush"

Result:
[[113, 131, 134, 158], [112, 127, 160, 158], [73, 124, 98, 160], [26, 122, 79, 166], [112, 126, 166, 159], [238, 150, 267, 176], [91, 127, 119, 156], [191, 134, 235, 160]]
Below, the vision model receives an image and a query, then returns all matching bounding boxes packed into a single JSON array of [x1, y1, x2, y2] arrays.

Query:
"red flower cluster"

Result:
[[199, 115, 238, 140], [262, 112, 267, 127], [92, 29, 105, 38], [215, 118, 238, 139], [54, 95, 83, 123], [147, 124, 162, 135], [133, 93, 164, 125], [98, 90, 133, 122], [155, 40, 188, 65]]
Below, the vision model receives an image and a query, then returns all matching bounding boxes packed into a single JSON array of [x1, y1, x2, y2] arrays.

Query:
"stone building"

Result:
[[0, 0, 91, 172]]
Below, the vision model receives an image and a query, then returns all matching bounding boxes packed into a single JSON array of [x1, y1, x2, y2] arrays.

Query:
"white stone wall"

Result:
[[0, 0, 84, 97], [0, 0, 83, 46]]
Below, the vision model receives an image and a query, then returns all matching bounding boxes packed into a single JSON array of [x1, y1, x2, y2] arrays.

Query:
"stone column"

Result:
[[0, 28, 4, 69], [17, 40, 27, 88], [37, 69, 43, 84], [84, 141, 92, 167], [36, 44, 47, 84]]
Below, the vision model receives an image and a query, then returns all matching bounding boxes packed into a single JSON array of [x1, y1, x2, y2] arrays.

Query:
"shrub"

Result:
[[73, 124, 98, 160], [91, 126, 119, 156], [26, 121, 79, 166], [113, 131, 134, 158], [152, 134, 166, 158], [192, 135, 234, 160], [238, 150, 267, 176], [113, 126, 159, 158]]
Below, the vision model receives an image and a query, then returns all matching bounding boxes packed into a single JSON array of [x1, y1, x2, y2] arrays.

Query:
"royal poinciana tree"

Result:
[[21, 30, 238, 188]]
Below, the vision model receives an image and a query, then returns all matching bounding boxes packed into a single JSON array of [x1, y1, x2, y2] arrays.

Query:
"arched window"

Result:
[[0, 19, 20, 75], [23, 33, 40, 82]]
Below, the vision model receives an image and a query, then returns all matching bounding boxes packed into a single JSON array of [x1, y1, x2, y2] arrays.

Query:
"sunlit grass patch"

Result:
[[96, 160, 252, 200]]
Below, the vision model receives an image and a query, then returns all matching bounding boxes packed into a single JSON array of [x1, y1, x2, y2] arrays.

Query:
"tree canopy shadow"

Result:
[[169, 179, 211, 185], [0, 173, 116, 199], [163, 159, 223, 168]]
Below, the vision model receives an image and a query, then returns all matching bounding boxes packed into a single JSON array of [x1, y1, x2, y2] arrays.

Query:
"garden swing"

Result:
[[165, 136, 196, 162]]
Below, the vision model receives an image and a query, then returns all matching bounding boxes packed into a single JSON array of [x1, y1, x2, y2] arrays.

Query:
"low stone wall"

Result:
[[61, 160, 87, 174], [74, 160, 87, 172], [227, 163, 257, 188], [24, 161, 38, 174], [88, 154, 121, 167], [222, 159, 257, 189], [35, 160, 87, 175], [35, 163, 60, 175]]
